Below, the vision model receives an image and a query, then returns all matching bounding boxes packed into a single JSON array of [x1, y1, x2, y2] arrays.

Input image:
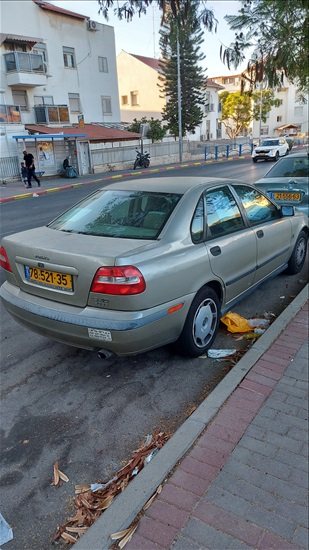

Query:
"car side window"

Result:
[[205, 187, 245, 238], [191, 196, 204, 243], [234, 185, 280, 225]]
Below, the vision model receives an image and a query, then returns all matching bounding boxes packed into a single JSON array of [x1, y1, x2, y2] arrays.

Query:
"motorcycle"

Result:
[[133, 149, 150, 169]]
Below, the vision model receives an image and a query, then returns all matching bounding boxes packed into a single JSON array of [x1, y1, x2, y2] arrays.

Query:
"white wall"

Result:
[[1, 0, 121, 126]]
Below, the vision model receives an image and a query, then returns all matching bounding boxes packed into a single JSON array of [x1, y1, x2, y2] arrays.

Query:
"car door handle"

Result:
[[257, 230, 264, 238], [210, 246, 221, 256]]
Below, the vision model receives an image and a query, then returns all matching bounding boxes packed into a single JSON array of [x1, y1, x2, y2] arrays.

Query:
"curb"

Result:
[[74, 284, 308, 550], [0, 155, 252, 204]]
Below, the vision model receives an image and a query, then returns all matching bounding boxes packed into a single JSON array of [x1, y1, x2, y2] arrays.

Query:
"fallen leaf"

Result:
[[110, 527, 132, 541], [58, 469, 69, 483], [61, 532, 78, 543], [119, 524, 138, 548], [52, 461, 60, 486]]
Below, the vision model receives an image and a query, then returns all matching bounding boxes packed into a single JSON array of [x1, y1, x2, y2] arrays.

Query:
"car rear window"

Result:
[[264, 157, 309, 178], [260, 140, 279, 146], [48, 190, 182, 239]]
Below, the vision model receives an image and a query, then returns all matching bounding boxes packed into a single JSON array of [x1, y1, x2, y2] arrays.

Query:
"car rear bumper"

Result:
[[0, 281, 191, 355]]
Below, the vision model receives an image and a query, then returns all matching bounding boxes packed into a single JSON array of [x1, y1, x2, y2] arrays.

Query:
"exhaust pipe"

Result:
[[97, 348, 115, 359]]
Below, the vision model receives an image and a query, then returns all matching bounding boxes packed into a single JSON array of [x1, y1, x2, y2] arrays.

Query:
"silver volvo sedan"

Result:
[[1, 177, 308, 357]]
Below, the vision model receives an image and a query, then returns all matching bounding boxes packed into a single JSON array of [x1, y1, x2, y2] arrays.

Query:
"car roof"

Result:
[[102, 177, 248, 194]]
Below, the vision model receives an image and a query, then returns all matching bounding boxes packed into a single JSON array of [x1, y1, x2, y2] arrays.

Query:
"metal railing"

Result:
[[204, 142, 254, 160], [0, 156, 20, 181]]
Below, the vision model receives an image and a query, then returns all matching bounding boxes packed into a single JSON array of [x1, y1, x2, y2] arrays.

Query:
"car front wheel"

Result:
[[177, 287, 220, 357], [252, 158, 257, 163], [286, 230, 308, 274], [274, 151, 279, 161]]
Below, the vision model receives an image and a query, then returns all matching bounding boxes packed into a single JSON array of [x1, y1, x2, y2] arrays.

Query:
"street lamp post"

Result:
[[177, 30, 182, 162]]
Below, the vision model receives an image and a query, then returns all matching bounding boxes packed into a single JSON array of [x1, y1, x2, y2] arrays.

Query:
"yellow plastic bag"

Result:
[[220, 312, 252, 333]]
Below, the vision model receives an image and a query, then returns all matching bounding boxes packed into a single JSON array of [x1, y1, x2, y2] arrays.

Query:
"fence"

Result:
[[0, 156, 20, 181], [204, 142, 254, 160]]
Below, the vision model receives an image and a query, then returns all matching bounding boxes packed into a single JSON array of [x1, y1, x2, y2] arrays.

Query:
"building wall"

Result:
[[1, 0, 121, 130], [116, 51, 166, 123]]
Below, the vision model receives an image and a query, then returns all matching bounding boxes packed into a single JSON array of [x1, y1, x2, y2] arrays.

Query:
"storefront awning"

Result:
[[0, 33, 44, 47], [275, 124, 299, 131]]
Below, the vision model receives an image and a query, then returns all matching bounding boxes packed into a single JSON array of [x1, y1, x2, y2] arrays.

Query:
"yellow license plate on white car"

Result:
[[25, 266, 73, 291], [273, 192, 301, 201]]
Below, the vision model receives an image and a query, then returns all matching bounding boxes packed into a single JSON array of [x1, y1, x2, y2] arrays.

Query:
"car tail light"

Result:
[[0, 246, 13, 272], [90, 266, 146, 295]]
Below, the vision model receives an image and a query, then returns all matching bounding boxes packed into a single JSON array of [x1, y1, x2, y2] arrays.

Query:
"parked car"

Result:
[[1, 178, 308, 357], [252, 138, 290, 162], [254, 152, 309, 218]]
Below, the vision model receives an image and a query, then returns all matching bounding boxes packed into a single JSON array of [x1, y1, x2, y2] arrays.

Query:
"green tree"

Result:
[[158, 0, 207, 137], [147, 117, 167, 142], [251, 90, 281, 122], [219, 91, 252, 139], [220, 89, 281, 139], [221, 0, 309, 95], [127, 117, 166, 142]]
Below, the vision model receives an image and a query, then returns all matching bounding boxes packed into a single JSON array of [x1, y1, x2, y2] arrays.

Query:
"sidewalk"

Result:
[[74, 286, 308, 550]]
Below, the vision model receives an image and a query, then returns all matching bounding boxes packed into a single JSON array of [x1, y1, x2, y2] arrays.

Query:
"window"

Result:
[[191, 197, 204, 243], [63, 47, 76, 68], [278, 99, 283, 106], [69, 93, 81, 113], [101, 96, 112, 115], [121, 95, 128, 105], [34, 96, 54, 105], [277, 116, 282, 122], [261, 127, 269, 135], [33, 43, 47, 71], [131, 91, 139, 106], [205, 187, 245, 237], [98, 56, 108, 73], [12, 89, 28, 111], [234, 185, 280, 226], [294, 106, 303, 117]]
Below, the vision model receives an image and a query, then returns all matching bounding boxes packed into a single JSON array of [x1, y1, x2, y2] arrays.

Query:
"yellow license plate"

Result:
[[273, 192, 301, 201], [25, 266, 73, 291]]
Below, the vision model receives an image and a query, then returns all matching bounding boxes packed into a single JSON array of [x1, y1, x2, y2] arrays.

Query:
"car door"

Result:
[[201, 186, 257, 305], [233, 185, 292, 284]]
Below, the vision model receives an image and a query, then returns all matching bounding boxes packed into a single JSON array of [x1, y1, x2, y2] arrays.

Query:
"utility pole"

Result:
[[177, 30, 183, 162], [259, 81, 263, 142]]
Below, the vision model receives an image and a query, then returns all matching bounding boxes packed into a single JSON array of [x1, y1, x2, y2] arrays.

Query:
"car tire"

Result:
[[274, 151, 279, 161], [252, 158, 257, 163], [177, 287, 220, 357], [286, 230, 308, 275]]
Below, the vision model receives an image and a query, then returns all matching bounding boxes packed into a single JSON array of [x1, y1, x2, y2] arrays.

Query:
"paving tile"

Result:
[[246, 371, 279, 388], [189, 445, 229, 470], [169, 468, 212, 496], [244, 503, 296, 540], [197, 433, 235, 455], [192, 500, 264, 547], [145, 499, 189, 530], [178, 455, 219, 483], [158, 484, 200, 512], [292, 526, 309, 549], [239, 379, 273, 396], [171, 535, 201, 550], [257, 531, 302, 550], [136, 516, 178, 548], [125, 532, 165, 549], [180, 517, 253, 550]]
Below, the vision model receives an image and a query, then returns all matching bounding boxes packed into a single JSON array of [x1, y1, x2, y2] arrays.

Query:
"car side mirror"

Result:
[[281, 205, 295, 217]]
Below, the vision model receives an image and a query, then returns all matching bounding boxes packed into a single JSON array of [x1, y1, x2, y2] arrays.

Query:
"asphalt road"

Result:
[[1, 158, 308, 550]]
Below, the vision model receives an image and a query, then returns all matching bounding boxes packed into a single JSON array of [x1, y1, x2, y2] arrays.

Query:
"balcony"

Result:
[[34, 105, 70, 124], [0, 104, 21, 124], [4, 52, 47, 87]]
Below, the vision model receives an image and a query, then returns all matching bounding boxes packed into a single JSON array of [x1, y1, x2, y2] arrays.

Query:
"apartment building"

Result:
[[212, 73, 308, 139], [0, 0, 126, 174], [117, 51, 224, 141]]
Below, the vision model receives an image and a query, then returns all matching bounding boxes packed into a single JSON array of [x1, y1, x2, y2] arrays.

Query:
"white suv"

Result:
[[252, 138, 289, 162]]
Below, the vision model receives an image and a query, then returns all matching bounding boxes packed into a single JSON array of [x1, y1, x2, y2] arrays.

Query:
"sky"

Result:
[[50, 0, 247, 78]]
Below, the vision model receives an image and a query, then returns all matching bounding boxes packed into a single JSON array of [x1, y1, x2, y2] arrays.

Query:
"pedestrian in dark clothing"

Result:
[[20, 162, 28, 187], [23, 150, 41, 188]]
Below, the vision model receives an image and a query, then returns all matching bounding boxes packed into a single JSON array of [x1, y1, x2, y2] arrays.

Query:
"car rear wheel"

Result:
[[252, 158, 257, 163], [177, 287, 220, 357], [286, 230, 308, 274]]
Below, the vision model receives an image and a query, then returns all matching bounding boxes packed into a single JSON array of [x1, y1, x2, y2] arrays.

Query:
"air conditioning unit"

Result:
[[88, 20, 98, 31]]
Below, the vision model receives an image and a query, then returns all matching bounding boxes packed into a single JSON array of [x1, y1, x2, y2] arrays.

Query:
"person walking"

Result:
[[23, 150, 41, 188], [20, 162, 28, 187]]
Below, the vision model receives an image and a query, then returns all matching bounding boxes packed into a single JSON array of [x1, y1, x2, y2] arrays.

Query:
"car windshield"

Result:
[[260, 140, 279, 146], [264, 157, 309, 178], [48, 189, 182, 239]]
